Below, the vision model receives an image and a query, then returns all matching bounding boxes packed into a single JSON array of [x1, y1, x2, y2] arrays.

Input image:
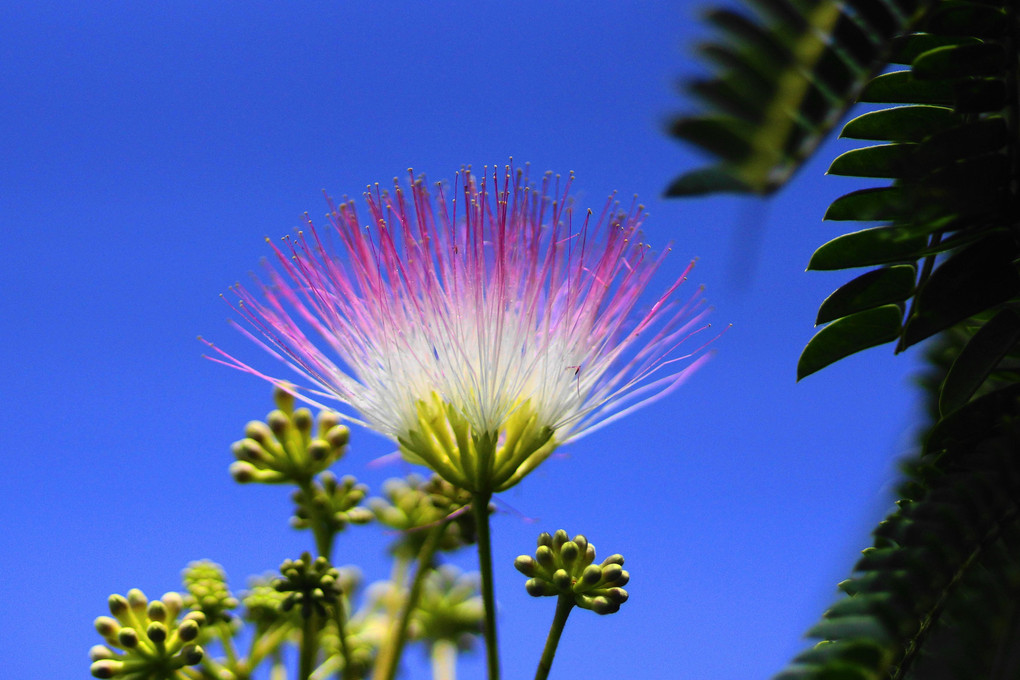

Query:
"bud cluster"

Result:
[[182, 560, 239, 623], [370, 475, 478, 555], [410, 565, 484, 647], [91, 590, 205, 679], [275, 552, 343, 619], [291, 471, 374, 533], [514, 530, 630, 614], [230, 386, 350, 484]]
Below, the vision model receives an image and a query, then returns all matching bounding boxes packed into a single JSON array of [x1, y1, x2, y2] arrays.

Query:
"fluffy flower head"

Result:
[[207, 164, 714, 493]]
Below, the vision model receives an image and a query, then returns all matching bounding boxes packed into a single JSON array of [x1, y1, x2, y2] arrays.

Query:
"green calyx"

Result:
[[230, 386, 349, 485], [91, 589, 205, 679], [397, 392, 558, 493], [369, 474, 480, 556], [514, 530, 630, 615]]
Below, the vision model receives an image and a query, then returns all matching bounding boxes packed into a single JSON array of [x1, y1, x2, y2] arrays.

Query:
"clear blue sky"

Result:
[[1, 3, 924, 678]]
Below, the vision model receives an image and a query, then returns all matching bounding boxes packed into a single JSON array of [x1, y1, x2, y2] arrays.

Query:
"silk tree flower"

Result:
[[206, 164, 716, 494]]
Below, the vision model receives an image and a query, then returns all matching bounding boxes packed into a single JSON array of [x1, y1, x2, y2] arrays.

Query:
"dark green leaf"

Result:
[[816, 265, 916, 324], [798, 305, 903, 379], [668, 116, 754, 163], [939, 309, 1020, 416], [954, 77, 1007, 113], [806, 615, 894, 642], [839, 105, 959, 142], [912, 42, 1007, 80], [824, 187, 909, 221], [888, 34, 982, 65], [827, 143, 917, 178], [911, 117, 1008, 169], [859, 71, 955, 104], [926, 384, 1020, 454], [664, 166, 752, 196], [923, 1, 1007, 39], [808, 225, 929, 270], [704, 9, 793, 67], [901, 233, 1020, 349]]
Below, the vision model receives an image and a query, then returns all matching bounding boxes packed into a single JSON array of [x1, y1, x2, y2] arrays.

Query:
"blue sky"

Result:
[[1, 3, 924, 678]]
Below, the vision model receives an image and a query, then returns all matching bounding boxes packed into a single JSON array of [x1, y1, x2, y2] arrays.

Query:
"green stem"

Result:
[[372, 521, 447, 680], [431, 639, 458, 680], [473, 491, 500, 680], [334, 590, 355, 680], [534, 595, 574, 680], [298, 611, 318, 680]]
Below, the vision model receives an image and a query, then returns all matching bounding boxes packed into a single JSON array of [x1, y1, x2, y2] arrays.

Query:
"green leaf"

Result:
[[827, 143, 917, 178], [858, 70, 955, 104], [953, 77, 1007, 113], [806, 615, 894, 643], [808, 225, 929, 270], [911, 42, 1007, 80], [798, 305, 903, 379], [901, 234, 1020, 349], [824, 187, 909, 221], [839, 105, 959, 143], [926, 383, 1020, 454], [888, 34, 982, 65], [911, 117, 1008, 169], [923, 1, 1008, 39], [669, 116, 754, 163], [816, 265, 916, 324], [664, 166, 752, 196], [938, 310, 1020, 417]]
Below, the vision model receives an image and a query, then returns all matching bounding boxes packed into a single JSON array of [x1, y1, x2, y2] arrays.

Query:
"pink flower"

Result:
[[206, 164, 715, 493]]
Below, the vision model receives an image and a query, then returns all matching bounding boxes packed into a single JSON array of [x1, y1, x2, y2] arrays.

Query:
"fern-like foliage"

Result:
[[667, 0, 931, 196], [671, 0, 1020, 677]]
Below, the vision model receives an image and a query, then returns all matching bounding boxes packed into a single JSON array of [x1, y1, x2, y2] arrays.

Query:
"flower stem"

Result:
[[431, 639, 458, 680], [534, 595, 573, 680], [372, 521, 447, 680], [334, 590, 356, 680], [473, 491, 500, 680], [298, 611, 318, 680]]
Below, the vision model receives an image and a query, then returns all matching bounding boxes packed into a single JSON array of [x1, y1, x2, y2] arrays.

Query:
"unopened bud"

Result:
[[117, 627, 139, 648], [177, 618, 200, 642], [326, 424, 350, 449], [514, 555, 537, 577], [107, 595, 129, 618], [90, 659, 123, 678], [95, 617, 119, 638], [581, 564, 602, 586], [293, 408, 313, 433], [147, 600, 167, 622], [182, 644, 204, 665], [89, 645, 116, 661], [146, 622, 167, 643]]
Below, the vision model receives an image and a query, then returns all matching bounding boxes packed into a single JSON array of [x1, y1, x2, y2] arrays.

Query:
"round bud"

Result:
[[535, 545, 555, 570], [117, 627, 139, 648], [183, 610, 207, 626], [601, 554, 625, 567], [581, 564, 602, 587], [181, 644, 204, 665], [347, 507, 374, 524], [146, 621, 168, 643], [127, 589, 148, 612], [525, 579, 553, 597], [237, 439, 268, 463], [273, 386, 296, 412], [573, 535, 588, 555], [602, 563, 623, 583], [552, 569, 572, 591], [591, 596, 616, 615], [147, 600, 167, 622], [244, 420, 274, 444], [95, 616, 120, 638], [514, 555, 537, 577], [617, 570, 630, 587], [560, 541, 579, 567], [161, 592, 183, 617], [552, 530, 569, 551], [293, 408, 314, 433], [317, 410, 340, 433], [90, 659, 123, 679], [326, 424, 350, 449], [229, 461, 257, 483], [537, 532, 552, 548], [178, 618, 200, 642], [89, 645, 116, 661], [267, 410, 290, 435], [607, 587, 628, 604], [307, 440, 331, 462], [107, 595, 129, 618]]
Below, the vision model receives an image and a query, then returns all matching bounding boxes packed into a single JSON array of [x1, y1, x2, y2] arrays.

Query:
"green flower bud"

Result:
[[181, 644, 204, 665], [229, 460, 257, 483], [89, 645, 116, 661], [127, 589, 148, 614], [273, 384, 296, 413], [117, 628, 139, 648], [268, 410, 289, 436], [244, 420, 274, 444], [90, 659, 123, 679], [514, 555, 537, 577], [516, 529, 630, 614], [107, 595, 128, 619], [326, 424, 350, 448], [146, 600, 167, 623], [307, 439, 331, 461], [293, 407, 314, 434], [177, 618, 200, 642], [95, 617, 119, 638], [146, 621, 168, 643]]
